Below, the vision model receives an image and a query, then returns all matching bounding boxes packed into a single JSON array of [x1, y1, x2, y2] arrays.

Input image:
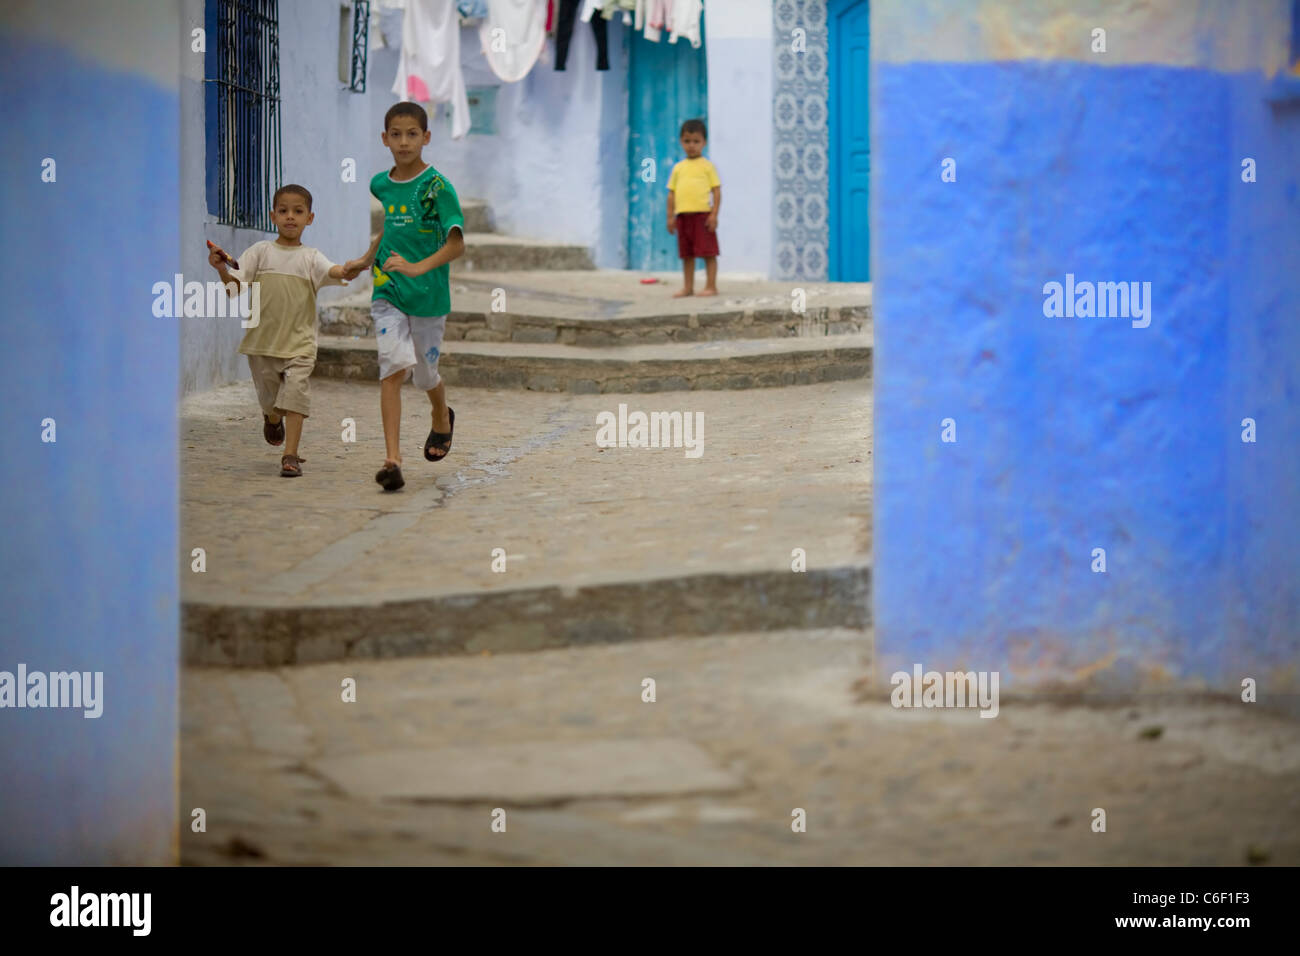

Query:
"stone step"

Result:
[[314, 333, 873, 392], [460, 198, 493, 234], [320, 296, 869, 344], [182, 564, 871, 666], [456, 233, 596, 272]]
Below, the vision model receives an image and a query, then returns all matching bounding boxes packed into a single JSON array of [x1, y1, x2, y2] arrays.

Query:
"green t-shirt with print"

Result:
[[369, 163, 464, 317]]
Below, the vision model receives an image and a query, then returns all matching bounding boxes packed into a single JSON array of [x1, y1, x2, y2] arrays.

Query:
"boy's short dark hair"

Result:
[[385, 101, 429, 132], [680, 118, 707, 139], [273, 184, 313, 209]]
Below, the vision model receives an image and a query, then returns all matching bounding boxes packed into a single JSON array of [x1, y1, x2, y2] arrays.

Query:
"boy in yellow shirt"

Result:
[[666, 118, 722, 297]]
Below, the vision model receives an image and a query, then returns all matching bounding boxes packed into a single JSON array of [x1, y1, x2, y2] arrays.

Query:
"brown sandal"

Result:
[[374, 462, 404, 491], [263, 415, 285, 446], [280, 454, 304, 477]]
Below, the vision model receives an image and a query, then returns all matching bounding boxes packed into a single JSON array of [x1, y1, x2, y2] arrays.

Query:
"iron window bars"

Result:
[[209, 0, 283, 233]]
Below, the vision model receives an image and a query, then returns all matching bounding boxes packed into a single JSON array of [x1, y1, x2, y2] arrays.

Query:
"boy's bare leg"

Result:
[[381, 370, 405, 466], [283, 411, 304, 458], [699, 257, 718, 296], [673, 258, 694, 298], [427, 382, 450, 433]]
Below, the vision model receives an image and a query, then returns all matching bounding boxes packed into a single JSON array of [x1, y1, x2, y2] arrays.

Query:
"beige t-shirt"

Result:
[[231, 240, 342, 359]]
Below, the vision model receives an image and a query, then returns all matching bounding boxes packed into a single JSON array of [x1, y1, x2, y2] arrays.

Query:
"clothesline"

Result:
[[456, 0, 702, 47], [396, 0, 705, 139]]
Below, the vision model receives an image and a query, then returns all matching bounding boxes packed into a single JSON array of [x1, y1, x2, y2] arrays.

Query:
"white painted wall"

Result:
[[365, 6, 630, 268], [704, 0, 774, 275], [181, 0, 375, 395]]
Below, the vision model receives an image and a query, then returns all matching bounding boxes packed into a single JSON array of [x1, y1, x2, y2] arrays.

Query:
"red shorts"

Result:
[[676, 212, 719, 259]]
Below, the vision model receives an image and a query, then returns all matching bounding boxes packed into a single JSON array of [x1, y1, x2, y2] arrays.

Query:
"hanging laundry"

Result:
[[394, 0, 471, 140], [545, 0, 555, 33], [667, 0, 701, 48], [599, 0, 635, 21], [635, 0, 671, 43], [480, 0, 548, 83], [555, 0, 609, 70]]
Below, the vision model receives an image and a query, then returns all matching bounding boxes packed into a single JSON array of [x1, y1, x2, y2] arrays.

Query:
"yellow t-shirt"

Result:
[[230, 240, 342, 360], [667, 157, 720, 214]]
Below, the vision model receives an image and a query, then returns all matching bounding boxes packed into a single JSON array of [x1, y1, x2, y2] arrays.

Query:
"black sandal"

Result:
[[375, 462, 405, 491], [424, 407, 455, 462], [264, 415, 285, 446], [280, 454, 304, 478]]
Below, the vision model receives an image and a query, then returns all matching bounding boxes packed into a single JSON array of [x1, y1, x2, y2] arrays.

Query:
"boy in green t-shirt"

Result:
[[355, 102, 466, 491]]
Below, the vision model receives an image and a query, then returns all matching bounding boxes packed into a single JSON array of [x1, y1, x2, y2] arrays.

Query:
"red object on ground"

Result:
[[207, 239, 239, 270], [639, 277, 659, 284]]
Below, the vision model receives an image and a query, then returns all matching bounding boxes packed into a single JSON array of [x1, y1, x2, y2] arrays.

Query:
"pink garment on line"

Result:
[[636, 0, 671, 42], [393, 0, 470, 139]]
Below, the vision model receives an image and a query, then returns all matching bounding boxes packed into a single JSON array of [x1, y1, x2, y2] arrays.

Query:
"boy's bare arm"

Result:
[[329, 263, 365, 282], [332, 254, 370, 281], [352, 223, 384, 269], [707, 186, 721, 229], [382, 228, 465, 278], [667, 190, 676, 233], [207, 245, 243, 296]]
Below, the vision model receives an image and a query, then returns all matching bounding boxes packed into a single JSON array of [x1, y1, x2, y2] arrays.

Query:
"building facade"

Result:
[[179, 0, 874, 394]]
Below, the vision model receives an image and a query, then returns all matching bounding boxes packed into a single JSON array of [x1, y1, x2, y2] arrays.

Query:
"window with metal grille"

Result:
[[205, 0, 283, 233], [339, 1, 371, 93]]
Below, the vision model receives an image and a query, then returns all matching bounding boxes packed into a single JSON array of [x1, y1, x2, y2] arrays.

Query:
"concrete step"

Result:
[[183, 565, 871, 666], [456, 233, 596, 272], [460, 198, 493, 234], [320, 296, 869, 344], [314, 333, 872, 392]]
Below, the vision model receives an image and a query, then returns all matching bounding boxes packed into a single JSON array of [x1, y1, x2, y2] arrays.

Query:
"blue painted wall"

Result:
[[872, 1, 1300, 696], [0, 1, 179, 862]]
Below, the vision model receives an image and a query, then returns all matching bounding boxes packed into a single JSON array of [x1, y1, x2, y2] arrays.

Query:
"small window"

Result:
[[339, 1, 371, 92], [205, 0, 284, 232]]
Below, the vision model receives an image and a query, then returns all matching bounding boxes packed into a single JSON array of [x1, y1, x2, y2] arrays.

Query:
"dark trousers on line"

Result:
[[555, 0, 609, 70]]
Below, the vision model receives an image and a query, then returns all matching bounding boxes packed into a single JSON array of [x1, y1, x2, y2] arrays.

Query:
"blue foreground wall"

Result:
[[0, 1, 179, 862], [872, 0, 1300, 695]]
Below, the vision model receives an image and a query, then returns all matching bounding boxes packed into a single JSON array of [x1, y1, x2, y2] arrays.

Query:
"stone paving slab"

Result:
[[180, 629, 1300, 866], [311, 738, 744, 804], [181, 379, 872, 662], [321, 270, 872, 334], [447, 271, 873, 319]]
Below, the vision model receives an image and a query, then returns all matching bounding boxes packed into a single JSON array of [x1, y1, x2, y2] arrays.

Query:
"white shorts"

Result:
[[372, 297, 448, 389]]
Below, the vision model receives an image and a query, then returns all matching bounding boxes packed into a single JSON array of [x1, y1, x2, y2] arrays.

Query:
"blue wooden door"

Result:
[[627, 23, 708, 271], [830, 0, 870, 280]]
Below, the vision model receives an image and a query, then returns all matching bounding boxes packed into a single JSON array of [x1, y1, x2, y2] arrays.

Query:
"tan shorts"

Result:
[[373, 298, 447, 389], [247, 353, 313, 417]]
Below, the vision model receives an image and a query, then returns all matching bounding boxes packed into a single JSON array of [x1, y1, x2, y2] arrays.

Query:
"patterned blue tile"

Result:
[[772, 0, 829, 281]]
